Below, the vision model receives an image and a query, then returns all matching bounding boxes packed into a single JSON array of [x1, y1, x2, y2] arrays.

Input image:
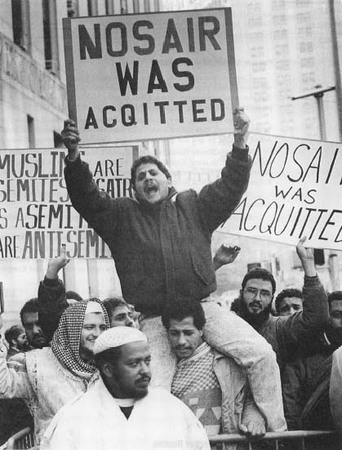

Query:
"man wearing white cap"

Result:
[[0, 299, 109, 446], [42, 326, 210, 450]]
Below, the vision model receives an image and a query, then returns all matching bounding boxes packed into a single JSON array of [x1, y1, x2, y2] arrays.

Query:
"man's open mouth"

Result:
[[144, 185, 158, 195]]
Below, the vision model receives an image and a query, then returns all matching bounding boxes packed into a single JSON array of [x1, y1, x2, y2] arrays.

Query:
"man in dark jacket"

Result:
[[231, 237, 329, 371], [282, 291, 342, 431], [61, 109, 286, 432]]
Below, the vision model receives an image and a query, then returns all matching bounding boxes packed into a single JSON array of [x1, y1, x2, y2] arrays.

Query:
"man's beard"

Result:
[[238, 299, 273, 330]]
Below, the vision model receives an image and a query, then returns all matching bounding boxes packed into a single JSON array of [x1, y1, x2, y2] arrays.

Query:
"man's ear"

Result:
[[102, 362, 115, 378], [167, 178, 172, 188]]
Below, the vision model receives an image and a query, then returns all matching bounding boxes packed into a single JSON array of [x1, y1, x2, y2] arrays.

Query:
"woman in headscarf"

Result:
[[0, 298, 109, 445]]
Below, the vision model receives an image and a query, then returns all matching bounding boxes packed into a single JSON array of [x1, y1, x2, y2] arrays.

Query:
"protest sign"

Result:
[[221, 133, 342, 251], [0, 146, 137, 259], [63, 8, 238, 144]]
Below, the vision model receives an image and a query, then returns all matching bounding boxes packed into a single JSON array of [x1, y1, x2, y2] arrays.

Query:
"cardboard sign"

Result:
[[63, 8, 238, 144], [0, 146, 137, 259], [222, 133, 342, 251]]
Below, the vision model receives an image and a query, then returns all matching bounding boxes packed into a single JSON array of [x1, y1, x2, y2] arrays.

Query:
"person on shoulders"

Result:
[[61, 110, 286, 432]]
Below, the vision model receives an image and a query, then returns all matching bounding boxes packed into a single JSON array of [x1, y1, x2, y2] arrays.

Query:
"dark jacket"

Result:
[[235, 276, 329, 370], [64, 147, 251, 315], [37, 277, 68, 343], [282, 332, 337, 430]]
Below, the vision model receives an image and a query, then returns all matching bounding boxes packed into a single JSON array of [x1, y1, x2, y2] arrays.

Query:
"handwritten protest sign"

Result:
[[63, 8, 238, 144], [222, 133, 342, 251], [0, 146, 137, 259]]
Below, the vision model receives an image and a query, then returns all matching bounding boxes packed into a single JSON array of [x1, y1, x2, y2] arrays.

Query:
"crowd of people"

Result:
[[0, 109, 341, 449]]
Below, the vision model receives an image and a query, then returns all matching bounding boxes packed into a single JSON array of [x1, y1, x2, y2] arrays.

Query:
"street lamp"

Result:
[[291, 85, 340, 290], [291, 85, 335, 141]]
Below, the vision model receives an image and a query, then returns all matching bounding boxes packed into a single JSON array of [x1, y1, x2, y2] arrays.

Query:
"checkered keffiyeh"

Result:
[[51, 299, 110, 379], [171, 342, 220, 398], [171, 342, 222, 435]]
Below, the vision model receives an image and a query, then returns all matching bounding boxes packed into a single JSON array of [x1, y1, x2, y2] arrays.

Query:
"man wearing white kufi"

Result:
[[42, 327, 210, 450]]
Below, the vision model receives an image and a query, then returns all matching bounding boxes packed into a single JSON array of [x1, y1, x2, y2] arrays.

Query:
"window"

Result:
[[253, 77, 268, 90], [273, 15, 286, 26], [300, 57, 314, 68], [67, 0, 78, 17], [12, 0, 31, 51], [273, 29, 287, 40], [247, 2, 262, 14], [133, 0, 140, 12], [299, 41, 313, 53], [105, 0, 114, 14], [252, 61, 266, 73], [27, 115, 35, 149], [275, 59, 290, 71], [297, 12, 311, 22], [248, 17, 262, 27], [42, 0, 59, 75], [249, 32, 263, 41], [87, 0, 98, 16], [120, 0, 127, 14], [301, 71, 315, 84], [275, 43, 289, 57], [250, 46, 264, 58], [298, 26, 312, 37]]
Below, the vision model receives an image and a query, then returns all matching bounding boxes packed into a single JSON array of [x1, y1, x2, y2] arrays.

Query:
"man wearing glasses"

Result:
[[231, 237, 329, 371]]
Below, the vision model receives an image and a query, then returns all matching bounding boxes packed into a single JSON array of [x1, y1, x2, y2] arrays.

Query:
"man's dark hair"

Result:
[[20, 298, 39, 325], [94, 347, 122, 376], [241, 268, 277, 295], [328, 291, 342, 307], [161, 299, 206, 331], [275, 288, 302, 313], [66, 291, 83, 302], [5, 325, 24, 346], [103, 297, 130, 319], [130, 155, 172, 190]]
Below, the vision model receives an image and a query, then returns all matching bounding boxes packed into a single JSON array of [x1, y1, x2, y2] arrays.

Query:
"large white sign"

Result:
[[0, 146, 137, 259], [63, 8, 238, 144], [222, 133, 342, 251]]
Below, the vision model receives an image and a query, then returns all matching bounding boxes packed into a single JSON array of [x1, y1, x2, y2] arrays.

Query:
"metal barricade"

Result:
[[210, 430, 340, 450]]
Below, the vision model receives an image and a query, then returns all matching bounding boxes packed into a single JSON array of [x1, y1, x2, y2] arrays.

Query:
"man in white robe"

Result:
[[41, 326, 210, 450]]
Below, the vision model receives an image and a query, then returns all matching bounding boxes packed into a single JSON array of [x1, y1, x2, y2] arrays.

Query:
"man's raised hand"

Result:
[[61, 119, 81, 160]]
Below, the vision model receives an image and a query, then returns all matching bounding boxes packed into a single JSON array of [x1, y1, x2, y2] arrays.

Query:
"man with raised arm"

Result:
[[231, 237, 329, 371], [61, 109, 286, 431]]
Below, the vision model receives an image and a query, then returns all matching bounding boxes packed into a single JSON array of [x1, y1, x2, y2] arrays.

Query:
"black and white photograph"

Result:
[[0, 0, 341, 449]]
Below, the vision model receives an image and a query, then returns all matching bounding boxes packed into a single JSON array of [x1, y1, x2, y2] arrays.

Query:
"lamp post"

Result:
[[292, 85, 340, 290], [291, 85, 335, 141]]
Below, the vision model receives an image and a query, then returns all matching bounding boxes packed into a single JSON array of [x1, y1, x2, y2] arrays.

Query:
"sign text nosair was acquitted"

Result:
[[78, 16, 226, 129]]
